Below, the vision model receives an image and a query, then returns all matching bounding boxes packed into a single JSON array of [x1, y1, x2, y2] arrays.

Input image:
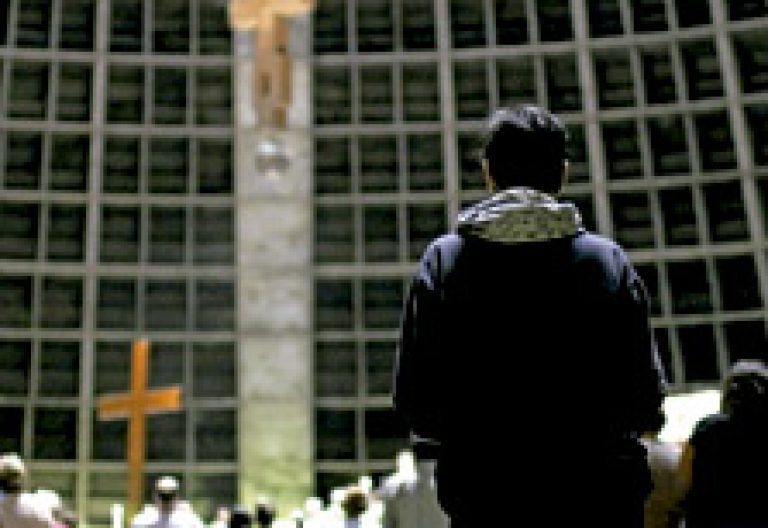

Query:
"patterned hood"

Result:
[[457, 187, 583, 243]]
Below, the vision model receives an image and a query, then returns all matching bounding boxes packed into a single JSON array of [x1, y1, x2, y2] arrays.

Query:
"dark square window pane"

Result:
[[313, 0, 347, 54], [5, 133, 42, 190], [724, 320, 768, 364], [715, 255, 762, 311], [566, 123, 589, 184], [402, 63, 440, 122], [149, 342, 184, 388], [153, 0, 189, 53], [733, 32, 768, 94], [595, 50, 635, 109], [50, 134, 90, 191], [545, 55, 581, 112], [681, 39, 723, 100], [198, 138, 233, 194], [34, 408, 78, 460], [0, 407, 24, 454], [94, 341, 131, 395], [97, 279, 136, 330], [191, 474, 237, 514], [726, 0, 768, 21], [458, 131, 484, 192], [60, 0, 95, 50], [360, 66, 393, 123], [679, 325, 719, 383], [659, 187, 699, 246], [537, 0, 573, 41], [110, 0, 143, 52], [315, 409, 356, 460], [193, 342, 236, 398], [153, 67, 186, 125], [57, 63, 92, 121], [39, 341, 80, 397], [703, 181, 749, 242], [357, 0, 393, 52], [603, 120, 643, 180], [315, 205, 354, 263], [100, 206, 139, 262], [0, 340, 30, 395], [103, 136, 140, 193], [145, 280, 187, 330], [450, 0, 486, 48], [364, 205, 398, 262], [314, 137, 351, 194], [610, 192, 655, 249], [695, 112, 736, 171], [315, 341, 356, 397], [147, 412, 186, 461], [635, 263, 662, 316], [365, 409, 408, 460], [195, 409, 236, 461], [195, 280, 235, 331], [194, 207, 234, 264], [648, 116, 690, 176], [40, 277, 82, 329], [495, 0, 528, 45], [408, 203, 446, 261], [674, 0, 711, 27], [0, 276, 32, 328], [497, 57, 536, 108], [199, 0, 232, 54], [401, 0, 435, 50], [107, 65, 144, 123], [667, 260, 712, 314], [363, 279, 404, 329], [195, 67, 232, 125], [313, 66, 351, 125], [407, 134, 443, 192], [149, 207, 185, 263], [0, 202, 38, 260], [149, 137, 188, 193], [641, 47, 677, 104], [747, 105, 768, 166], [16, 0, 51, 48], [315, 279, 354, 331], [0, 1, 7, 46], [632, 0, 668, 32], [9, 61, 48, 119], [454, 60, 489, 121], [360, 136, 398, 192], [366, 340, 396, 396], [588, 0, 623, 37], [92, 411, 127, 460]]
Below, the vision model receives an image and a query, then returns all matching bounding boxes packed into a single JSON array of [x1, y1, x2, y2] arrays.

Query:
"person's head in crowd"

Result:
[[229, 505, 252, 528], [721, 359, 768, 419], [254, 498, 276, 528], [0, 452, 26, 493], [479, 105, 569, 194], [341, 486, 368, 520], [154, 475, 180, 513]]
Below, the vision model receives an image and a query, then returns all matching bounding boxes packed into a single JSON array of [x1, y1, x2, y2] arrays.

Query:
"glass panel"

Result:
[[497, 57, 536, 108], [595, 50, 635, 109], [315, 205, 354, 263], [365, 409, 408, 461], [495, 0, 528, 45], [0, 276, 32, 328], [313, 0, 347, 54], [454, 60, 489, 121], [360, 136, 398, 192], [100, 206, 139, 262], [198, 0, 232, 54], [733, 32, 768, 94], [39, 341, 80, 397], [5, 133, 42, 190], [0, 0, 9, 46], [566, 123, 589, 184], [659, 187, 699, 246], [8, 61, 48, 119], [695, 112, 736, 171], [145, 280, 187, 331], [40, 277, 82, 329], [148, 342, 184, 388], [0, 340, 30, 395], [195, 280, 235, 331], [407, 134, 443, 191], [724, 320, 768, 364], [602, 120, 643, 180], [152, 0, 189, 53], [193, 342, 236, 398], [149, 207, 185, 263], [401, 0, 435, 50], [195, 409, 236, 461], [681, 39, 723, 100], [96, 279, 136, 330], [60, 0, 95, 50], [703, 180, 749, 242], [635, 263, 662, 316], [726, 0, 768, 21], [153, 67, 186, 125], [450, 0, 486, 48], [149, 137, 188, 193], [315, 279, 354, 331], [146, 412, 186, 461], [632, 0, 668, 32], [360, 65, 393, 123], [640, 47, 677, 104], [407, 203, 446, 261], [198, 138, 233, 193], [610, 192, 655, 249], [366, 340, 396, 396], [667, 260, 712, 314], [57, 63, 92, 121], [0, 203, 38, 260], [402, 63, 440, 122], [537, 0, 573, 41], [588, 0, 623, 37], [357, 0, 393, 52], [103, 136, 140, 193], [362, 279, 403, 329], [195, 67, 232, 125], [364, 205, 398, 262], [747, 105, 768, 166], [315, 341, 356, 397], [545, 55, 581, 112], [315, 409, 356, 460], [648, 115, 690, 176], [679, 325, 719, 383], [94, 341, 131, 395], [194, 207, 234, 264], [313, 66, 351, 125], [50, 134, 90, 191], [110, 0, 143, 52], [673, 0, 711, 27], [715, 255, 762, 311], [92, 411, 127, 461], [107, 65, 144, 123], [0, 407, 23, 453], [458, 131, 484, 192], [48, 205, 84, 261], [314, 137, 351, 194], [16, 0, 51, 48], [34, 408, 78, 460]]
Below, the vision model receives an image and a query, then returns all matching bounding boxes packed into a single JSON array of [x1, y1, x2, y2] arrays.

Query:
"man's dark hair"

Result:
[[480, 105, 568, 193]]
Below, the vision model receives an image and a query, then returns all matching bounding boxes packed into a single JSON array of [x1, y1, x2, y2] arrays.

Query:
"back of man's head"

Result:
[[0, 453, 25, 493], [481, 105, 568, 194]]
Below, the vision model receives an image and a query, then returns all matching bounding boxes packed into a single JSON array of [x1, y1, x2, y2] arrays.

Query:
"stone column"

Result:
[[234, 14, 313, 517]]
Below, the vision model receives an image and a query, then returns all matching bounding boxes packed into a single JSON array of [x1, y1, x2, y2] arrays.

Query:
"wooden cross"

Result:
[[230, 0, 315, 128], [97, 339, 182, 523]]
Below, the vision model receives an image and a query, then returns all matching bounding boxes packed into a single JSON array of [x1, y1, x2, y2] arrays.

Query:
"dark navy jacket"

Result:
[[395, 226, 667, 521]]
